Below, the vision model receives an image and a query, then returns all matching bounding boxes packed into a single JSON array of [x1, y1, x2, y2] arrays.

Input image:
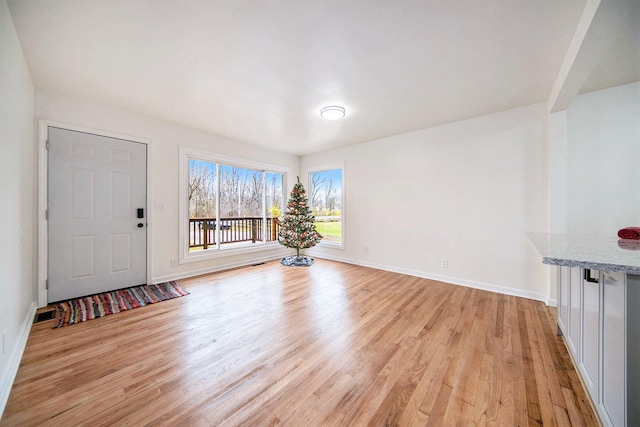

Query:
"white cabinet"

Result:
[[557, 266, 570, 334], [557, 266, 583, 357], [627, 275, 640, 425], [580, 269, 600, 401], [601, 271, 625, 427], [568, 267, 582, 357], [599, 272, 640, 427], [557, 269, 640, 426]]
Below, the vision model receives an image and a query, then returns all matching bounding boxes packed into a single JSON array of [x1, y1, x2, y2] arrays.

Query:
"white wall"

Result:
[[0, 0, 36, 416], [566, 81, 640, 235], [302, 104, 550, 301], [35, 91, 299, 284]]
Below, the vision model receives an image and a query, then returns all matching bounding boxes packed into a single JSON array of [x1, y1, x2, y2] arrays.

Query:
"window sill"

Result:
[[180, 241, 285, 264]]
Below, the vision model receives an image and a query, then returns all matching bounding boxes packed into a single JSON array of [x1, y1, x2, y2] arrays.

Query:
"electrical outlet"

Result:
[[441, 258, 448, 268], [171, 259, 178, 267]]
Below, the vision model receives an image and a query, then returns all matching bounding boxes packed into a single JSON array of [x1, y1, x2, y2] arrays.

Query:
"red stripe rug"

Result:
[[54, 282, 189, 328]]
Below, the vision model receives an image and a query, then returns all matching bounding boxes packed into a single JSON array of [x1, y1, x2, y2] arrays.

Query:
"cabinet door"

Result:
[[558, 266, 570, 335], [601, 271, 625, 427], [627, 274, 640, 426], [567, 267, 582, 358], [580, 270, 600, 401]]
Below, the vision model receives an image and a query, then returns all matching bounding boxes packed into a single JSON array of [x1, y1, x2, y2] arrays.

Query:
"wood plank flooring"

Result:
[[1, 259, 599, 426]]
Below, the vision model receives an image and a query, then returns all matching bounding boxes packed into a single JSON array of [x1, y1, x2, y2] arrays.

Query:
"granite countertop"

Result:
[[526, 232, 640, 275]]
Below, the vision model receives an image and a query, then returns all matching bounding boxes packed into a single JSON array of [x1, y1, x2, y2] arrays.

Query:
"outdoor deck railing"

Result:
[[189, 217, 282, 249]]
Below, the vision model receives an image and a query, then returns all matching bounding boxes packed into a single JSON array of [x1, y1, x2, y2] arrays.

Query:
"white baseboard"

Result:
[[307, 252, 549, 303], [156, 251, 551, 304], [0, 302, 37, 419]]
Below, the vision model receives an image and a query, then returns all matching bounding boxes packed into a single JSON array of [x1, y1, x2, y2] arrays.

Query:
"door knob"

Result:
[[138, 223, 144, 228]]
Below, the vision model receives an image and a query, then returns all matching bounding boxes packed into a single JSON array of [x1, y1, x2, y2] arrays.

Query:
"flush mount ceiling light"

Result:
[[320, 105, 345, 120]]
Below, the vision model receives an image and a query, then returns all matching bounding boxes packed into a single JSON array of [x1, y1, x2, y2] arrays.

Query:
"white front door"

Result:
[[47, 127, 147, 302]]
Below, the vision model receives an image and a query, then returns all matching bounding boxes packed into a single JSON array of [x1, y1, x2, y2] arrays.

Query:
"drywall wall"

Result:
[[0, 0, 36, 416], [301, 104, 550, 301], [566, 81, 640, 236], [35, 91, 299, 285]]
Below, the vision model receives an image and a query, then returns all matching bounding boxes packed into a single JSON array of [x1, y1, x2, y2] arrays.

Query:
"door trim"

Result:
[[37, 119, 152, 307]]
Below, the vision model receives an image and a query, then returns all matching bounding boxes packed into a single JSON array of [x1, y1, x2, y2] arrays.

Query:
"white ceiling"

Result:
[[6, 0, 638, 156]]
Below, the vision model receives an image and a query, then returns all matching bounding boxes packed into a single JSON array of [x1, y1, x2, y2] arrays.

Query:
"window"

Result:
[[309, 165, 344, 247], [180, 147, 286, 262]]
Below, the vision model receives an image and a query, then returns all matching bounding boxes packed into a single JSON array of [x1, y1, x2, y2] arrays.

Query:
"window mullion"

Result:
[[262, 171, 267, 243], [215, 162, 221, 250]]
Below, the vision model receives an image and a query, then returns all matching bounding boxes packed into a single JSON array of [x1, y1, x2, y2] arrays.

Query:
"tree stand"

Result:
[[280, 255, 315, 267]]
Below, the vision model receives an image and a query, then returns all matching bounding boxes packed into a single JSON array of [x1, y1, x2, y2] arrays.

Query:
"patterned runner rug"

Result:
[[55, 282, 189, 328]]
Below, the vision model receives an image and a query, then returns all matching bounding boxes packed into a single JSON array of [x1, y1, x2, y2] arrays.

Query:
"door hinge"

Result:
[[45, 279, 49, 289], [46, 140, 50, 150], [45, 209, 48, 220]]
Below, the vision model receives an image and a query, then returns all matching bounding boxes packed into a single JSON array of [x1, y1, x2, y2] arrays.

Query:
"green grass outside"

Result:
[[314, 221, 342, 242]]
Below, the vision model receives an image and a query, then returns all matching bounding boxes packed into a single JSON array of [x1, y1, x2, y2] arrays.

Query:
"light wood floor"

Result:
[[2, 259, 598, 426]]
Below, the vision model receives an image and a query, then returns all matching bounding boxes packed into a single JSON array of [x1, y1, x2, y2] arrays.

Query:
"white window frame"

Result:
[[179, 146, 288, 264], [306, 162, 345, 250]]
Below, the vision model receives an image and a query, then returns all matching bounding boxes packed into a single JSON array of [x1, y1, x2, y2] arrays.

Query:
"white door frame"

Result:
[[37, 119, 152, 307]]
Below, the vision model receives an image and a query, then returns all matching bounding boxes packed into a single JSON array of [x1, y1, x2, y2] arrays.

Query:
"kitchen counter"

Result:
[[528, 232, 640, 426], [526, 232, 640, 275]]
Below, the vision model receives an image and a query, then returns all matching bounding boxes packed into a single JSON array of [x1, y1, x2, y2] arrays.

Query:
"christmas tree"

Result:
[[279, 177, 323, 266]]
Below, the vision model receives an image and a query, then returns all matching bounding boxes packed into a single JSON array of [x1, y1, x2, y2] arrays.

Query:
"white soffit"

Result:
[[548, 0, 640, 112]]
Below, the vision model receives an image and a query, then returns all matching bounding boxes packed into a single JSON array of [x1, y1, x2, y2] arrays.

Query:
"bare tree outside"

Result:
[[188, 160, 216, 218], [218, 166, 263, 218], [311, 173, 327, 211], [310, 168, 342, 243], [324, 179, 337, 212]]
